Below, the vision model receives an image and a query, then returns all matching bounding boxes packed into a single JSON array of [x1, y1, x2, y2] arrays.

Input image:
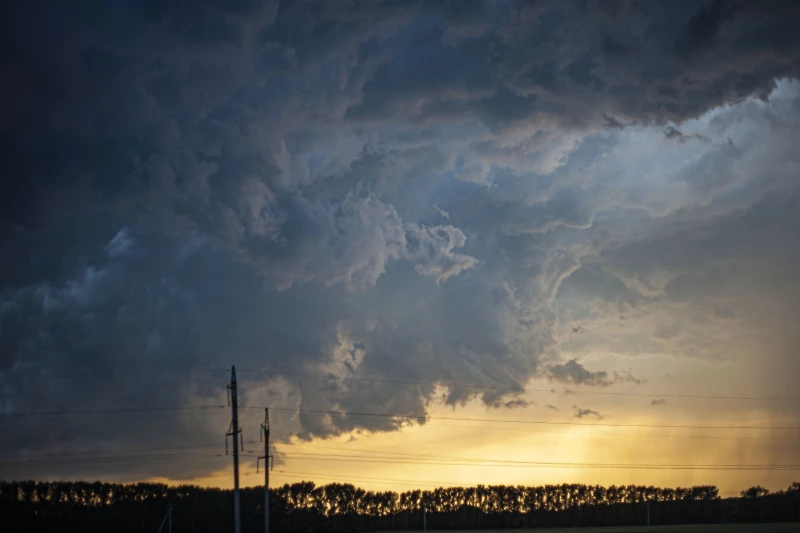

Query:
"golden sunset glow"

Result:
[[4, 2, 800, 532]]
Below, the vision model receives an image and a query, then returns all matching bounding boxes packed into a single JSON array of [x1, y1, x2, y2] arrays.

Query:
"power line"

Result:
[[8, 444, 795, 475], [274, 449, 800, 469], [275, 453, 799, 471], [0, 451, 230, 468], [16, 366, 800, 403], [0, 405, 228, 417], [6, 412, 233, 423], [393, 421, 797, 440], [0, 442, 223, 461], [6, 443, 796, 473], [18, 369, 230, 379], [251, 407, 800, 431], [271, 442, 796, 467], [236, 368, 800, 403], [4, 407, 793, 438], [18, 404, 799, 432], [253, 415, 796, 441], [249, 444, 800, 472]]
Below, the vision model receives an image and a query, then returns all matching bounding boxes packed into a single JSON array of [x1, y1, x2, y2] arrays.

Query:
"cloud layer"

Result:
[[2, 0, 800, 481]]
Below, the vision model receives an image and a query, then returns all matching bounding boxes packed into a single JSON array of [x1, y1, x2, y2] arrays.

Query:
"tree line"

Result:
[[1, 479, 798, 532]]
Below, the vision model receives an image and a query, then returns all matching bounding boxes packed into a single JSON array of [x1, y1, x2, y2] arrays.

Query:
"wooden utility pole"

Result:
[[226, 366, 243, 533], [258, 408, 273, 533]]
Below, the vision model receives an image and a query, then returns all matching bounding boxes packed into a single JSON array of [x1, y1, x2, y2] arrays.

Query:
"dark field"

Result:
[[389, 525, 799, 533]]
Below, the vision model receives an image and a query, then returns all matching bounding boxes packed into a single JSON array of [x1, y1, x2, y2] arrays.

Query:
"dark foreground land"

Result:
[[388, 526, 800, 533], [2, 480, 799, 532]]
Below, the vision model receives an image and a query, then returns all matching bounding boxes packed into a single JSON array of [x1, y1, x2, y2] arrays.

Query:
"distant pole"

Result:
[[227, 366, 243, 533], [259, 408, 271, 533], [647, 502, 650, 529], [423, 507, 427, 533]]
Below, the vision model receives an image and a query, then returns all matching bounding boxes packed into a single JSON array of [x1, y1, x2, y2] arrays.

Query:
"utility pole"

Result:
[[226, 366, 243, 533], [258, 408, 273, 533]]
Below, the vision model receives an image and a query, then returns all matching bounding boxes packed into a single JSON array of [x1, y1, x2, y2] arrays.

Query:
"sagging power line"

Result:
[[0, 406, 227, 417], [4, 361, 798, 521], [18, 365, 800, 403], [246, 406, 800, 431]]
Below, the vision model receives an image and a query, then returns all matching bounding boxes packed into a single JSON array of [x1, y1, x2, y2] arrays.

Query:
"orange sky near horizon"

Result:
[[150, 370, 800, 496]]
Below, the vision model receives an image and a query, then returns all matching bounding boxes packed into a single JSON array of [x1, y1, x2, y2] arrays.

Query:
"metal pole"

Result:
[[228, 366, 242, 533], [423, 507, 426, 533], [168, 504, 173, 533], [264, 408, 270, 533], [647, 502, 650, 529]]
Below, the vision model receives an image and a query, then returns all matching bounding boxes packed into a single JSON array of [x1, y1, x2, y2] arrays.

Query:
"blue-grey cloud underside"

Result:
[[2, 0, 800, 480]]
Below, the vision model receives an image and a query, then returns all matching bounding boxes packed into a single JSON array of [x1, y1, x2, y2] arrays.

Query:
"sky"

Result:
[[2, 0, 800, 495]]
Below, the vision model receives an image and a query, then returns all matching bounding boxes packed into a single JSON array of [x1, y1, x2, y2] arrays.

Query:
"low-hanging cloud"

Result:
[[1, 0, 800, 481], [545, 359, 643, 388]]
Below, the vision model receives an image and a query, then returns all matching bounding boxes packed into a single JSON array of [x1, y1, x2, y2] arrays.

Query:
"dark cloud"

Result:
[[1, 0, 799, 481], [663, 125, 709, 143], [651, 398, 668, 406], [326, 0, 800, 131], [545, 359, 643, 388], [572, 406, 606, 420], [488, 397, 532, 410], [673, 0, 746, 58]]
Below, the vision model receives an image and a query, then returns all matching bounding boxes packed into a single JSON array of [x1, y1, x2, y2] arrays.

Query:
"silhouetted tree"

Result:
[[2, 479, 799, 532], [741, 485, 770, 499]]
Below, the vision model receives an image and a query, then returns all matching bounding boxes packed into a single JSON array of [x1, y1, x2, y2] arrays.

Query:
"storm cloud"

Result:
[[2, 0, 800, 481]]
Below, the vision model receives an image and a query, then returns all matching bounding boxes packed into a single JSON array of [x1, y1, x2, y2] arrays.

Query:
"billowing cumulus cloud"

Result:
[[2, 0, 800, 481]]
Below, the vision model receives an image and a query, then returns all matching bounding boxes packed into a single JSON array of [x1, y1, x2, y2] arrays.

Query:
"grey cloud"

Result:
[[651, 398, 668, 406], [2, 0, 800, 481], [106, 228, 137, 258], [573, 406, 606, 420], [663, 125, 709, 143], [257, 192, 477, 289], [486, 397, 531, 410], [653, 319, 683, 340], [673, 0, 746, 58], [433, 205, 450, 220], [553, 83, 800, 374], [331, 1, 800, 131], [545, 359, 643, 388], [407, 225, 478, 284], [713, 306, 738, 320]]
